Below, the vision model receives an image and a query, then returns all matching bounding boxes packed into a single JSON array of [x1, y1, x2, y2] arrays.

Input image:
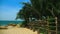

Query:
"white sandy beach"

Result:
[[0, 26, 37, 34]]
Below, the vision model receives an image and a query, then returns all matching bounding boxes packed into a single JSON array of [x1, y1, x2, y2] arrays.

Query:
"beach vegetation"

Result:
[[16, 0, 60, 34]]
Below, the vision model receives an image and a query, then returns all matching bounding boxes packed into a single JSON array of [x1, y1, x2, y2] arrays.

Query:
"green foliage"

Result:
[[20, 21, 28, 27], [16, 0, 60, 21], [16, 0, 60, 34]]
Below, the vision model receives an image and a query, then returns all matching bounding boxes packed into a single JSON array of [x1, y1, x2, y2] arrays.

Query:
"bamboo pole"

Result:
[[47, 16, 50, 34], [37, 29, 40, 34], [55, 17, 57, 34]]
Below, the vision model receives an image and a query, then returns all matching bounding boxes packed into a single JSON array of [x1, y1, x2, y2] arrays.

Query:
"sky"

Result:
[[0, 0, 30, 21]]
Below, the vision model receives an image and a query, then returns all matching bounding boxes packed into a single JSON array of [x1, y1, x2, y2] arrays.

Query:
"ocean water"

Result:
[[0, 21, 23, 26]]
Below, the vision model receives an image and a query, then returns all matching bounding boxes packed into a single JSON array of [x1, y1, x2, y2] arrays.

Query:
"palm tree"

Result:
[[16, 0, 60, 34]]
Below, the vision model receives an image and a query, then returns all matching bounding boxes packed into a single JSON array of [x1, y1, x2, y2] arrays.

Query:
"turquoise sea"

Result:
[[0, 20, 23, 26]]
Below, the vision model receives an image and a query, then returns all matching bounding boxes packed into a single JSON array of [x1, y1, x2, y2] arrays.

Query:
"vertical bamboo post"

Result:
[[37, 20, 41, 34], [47, 16, 50, 34], [37, 29, 40, 34], [55, 17, 57, 34]]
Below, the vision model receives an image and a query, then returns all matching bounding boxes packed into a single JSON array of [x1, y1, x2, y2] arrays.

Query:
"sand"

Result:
[[0, 27, 37, 34]]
